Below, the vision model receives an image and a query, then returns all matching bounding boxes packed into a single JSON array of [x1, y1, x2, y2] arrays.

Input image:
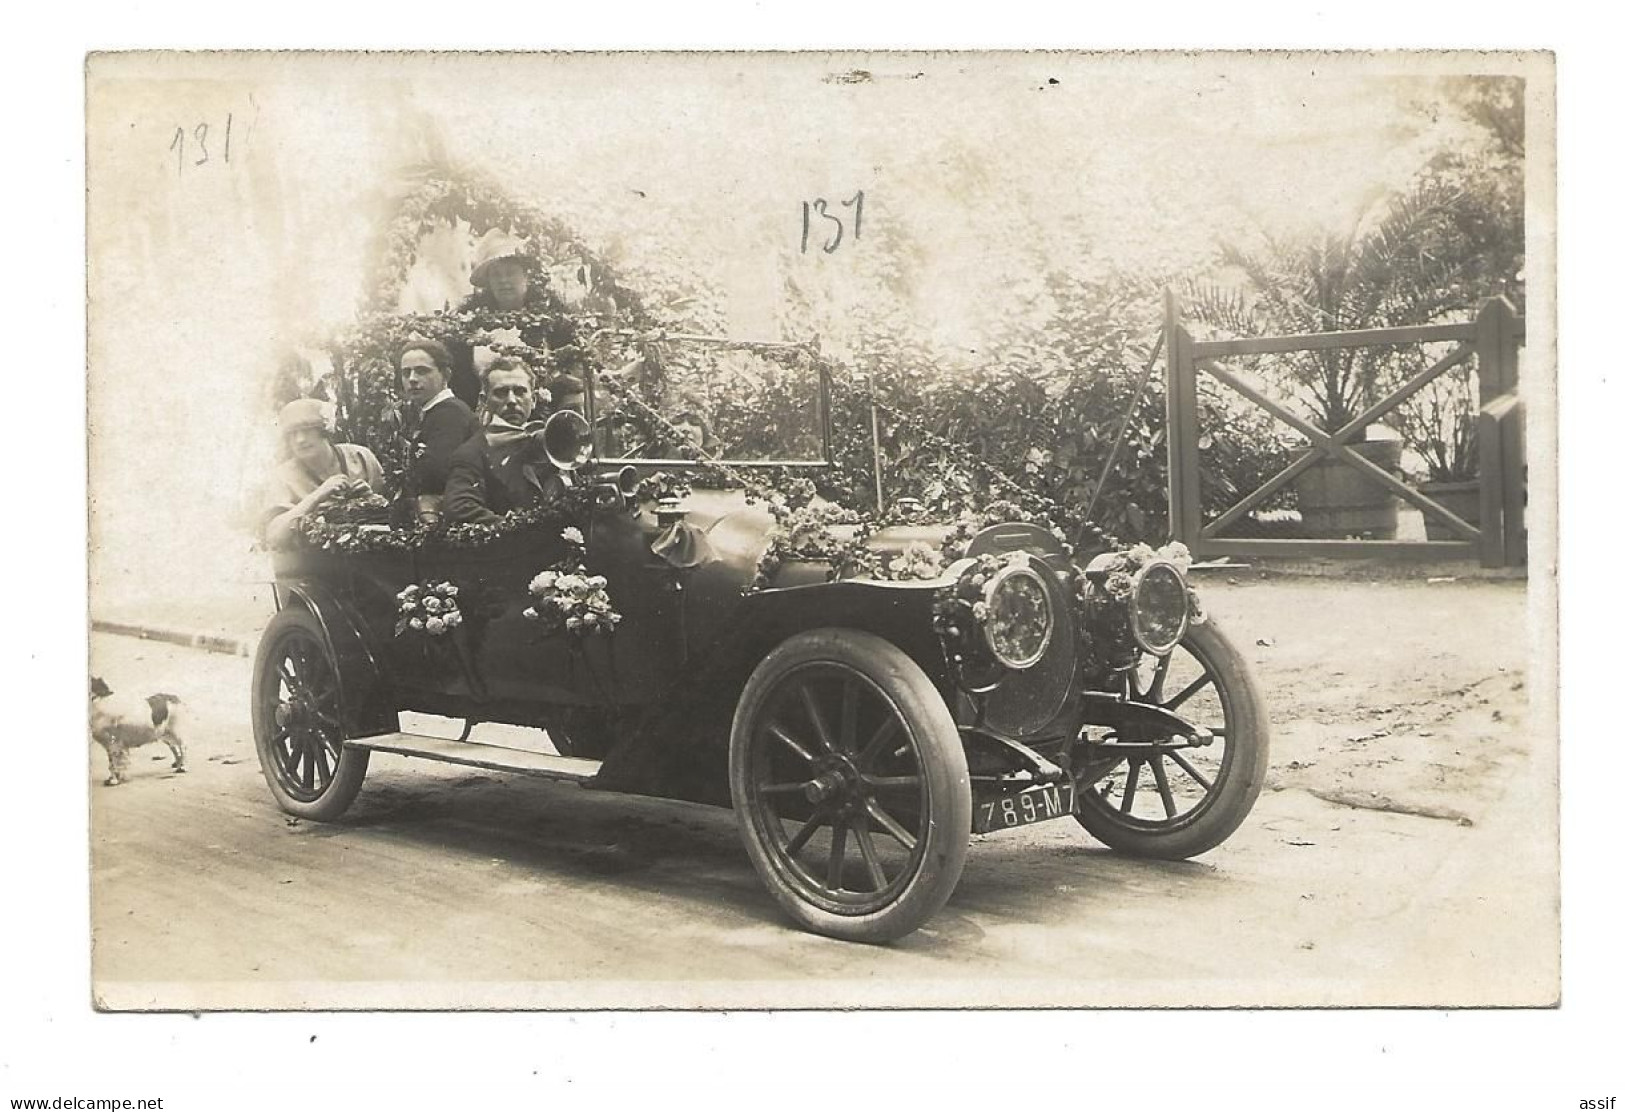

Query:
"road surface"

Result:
[[87, 578, 1555, 1009]]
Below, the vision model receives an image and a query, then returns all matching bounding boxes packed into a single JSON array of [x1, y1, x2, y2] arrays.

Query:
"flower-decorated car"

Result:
[[254, 338, 1269, 943]]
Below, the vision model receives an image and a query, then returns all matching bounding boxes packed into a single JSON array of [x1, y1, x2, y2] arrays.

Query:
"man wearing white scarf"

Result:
[[443, 359, 563, 527]]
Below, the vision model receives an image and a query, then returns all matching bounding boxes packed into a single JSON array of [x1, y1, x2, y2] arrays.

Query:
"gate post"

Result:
[[1475, 297, 1524, 567], [1475, 296, 1520, 403], [1164, 289, 1202, 552]]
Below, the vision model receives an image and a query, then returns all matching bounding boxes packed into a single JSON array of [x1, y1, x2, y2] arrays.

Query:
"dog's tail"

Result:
[[147, 693, 183, 729]]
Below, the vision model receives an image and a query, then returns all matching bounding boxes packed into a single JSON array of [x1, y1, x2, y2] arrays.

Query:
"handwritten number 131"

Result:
[[169, 114, 233, 176], [801, 191, 864, 253]]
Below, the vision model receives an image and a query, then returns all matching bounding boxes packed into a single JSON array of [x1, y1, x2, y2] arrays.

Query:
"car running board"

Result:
[[346, 732, 603, 784]]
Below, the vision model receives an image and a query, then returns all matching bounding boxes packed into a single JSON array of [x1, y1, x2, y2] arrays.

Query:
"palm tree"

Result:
[[1193, 179, 1477, 436]]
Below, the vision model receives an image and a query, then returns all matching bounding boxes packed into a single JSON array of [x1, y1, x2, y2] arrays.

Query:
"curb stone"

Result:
[[91, 619, 254, 657]]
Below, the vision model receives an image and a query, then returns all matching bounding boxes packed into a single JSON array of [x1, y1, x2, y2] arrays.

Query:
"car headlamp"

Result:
[[1129, 560, 1190, 656], [981, 558, 1055, 670]]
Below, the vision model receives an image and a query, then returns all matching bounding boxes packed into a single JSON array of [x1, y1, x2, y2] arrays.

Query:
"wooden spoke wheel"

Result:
[[1075, 617, 1270, 859], [252, 609, 370, 821], [730, 629, 971, 943]]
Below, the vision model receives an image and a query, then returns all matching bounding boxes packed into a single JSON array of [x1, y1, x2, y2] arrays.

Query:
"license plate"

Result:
[[973, 780, 1076, 833]]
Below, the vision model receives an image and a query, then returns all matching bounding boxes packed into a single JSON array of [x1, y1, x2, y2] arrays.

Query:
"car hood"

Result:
[[674, 489, 954, 580]]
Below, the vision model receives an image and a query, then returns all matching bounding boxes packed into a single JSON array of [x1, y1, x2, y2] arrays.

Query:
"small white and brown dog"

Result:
[[90, 676, 186, 786]]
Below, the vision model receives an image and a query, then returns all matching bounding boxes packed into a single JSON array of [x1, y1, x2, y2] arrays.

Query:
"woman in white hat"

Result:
[[468, 231, 536, 312], [448, 230, 573, 411], [260, 398, 385, 548]]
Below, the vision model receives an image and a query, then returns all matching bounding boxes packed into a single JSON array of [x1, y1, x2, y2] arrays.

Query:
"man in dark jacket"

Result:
[[443, 359, 564, 526], [398, 339, 480, 522]]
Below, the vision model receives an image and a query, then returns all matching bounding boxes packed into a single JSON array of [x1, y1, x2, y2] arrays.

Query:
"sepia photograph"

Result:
[[82, 49, 1555, 1012]]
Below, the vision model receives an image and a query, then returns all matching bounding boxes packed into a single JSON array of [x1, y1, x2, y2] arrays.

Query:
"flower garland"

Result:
[[522, 527, 623, 639], [360, 173, 648, 323], [834, 382, 1125, 559], [635, 470, 693, 504], [298, 489, 593, 554], [748, 501, 870, 591], [305, 487, 392, 527], [394, 581, 464, 638]]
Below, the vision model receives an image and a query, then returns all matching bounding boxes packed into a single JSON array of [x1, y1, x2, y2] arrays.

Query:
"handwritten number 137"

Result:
[[801, 191, 864, 254]]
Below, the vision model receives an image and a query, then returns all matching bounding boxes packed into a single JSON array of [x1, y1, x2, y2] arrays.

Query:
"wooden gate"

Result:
[[1164, 294, 1526, 567]]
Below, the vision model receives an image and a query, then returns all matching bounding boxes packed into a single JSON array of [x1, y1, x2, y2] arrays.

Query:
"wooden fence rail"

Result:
[[1164, 293, 1526, 568]]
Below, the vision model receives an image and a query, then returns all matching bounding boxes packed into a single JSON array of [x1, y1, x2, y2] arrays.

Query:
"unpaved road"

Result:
[[88, 577, 1555, 1009]]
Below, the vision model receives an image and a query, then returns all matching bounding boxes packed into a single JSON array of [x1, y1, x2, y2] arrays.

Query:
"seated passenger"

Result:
[[398, 340, 480, 522], [546, 372, 586, 415], [468, 232, 538, 313], [261, 399, 384, 548], [447, 231, 565, 409], [443, 359, 566, 527], [668, 403, 717, 456]]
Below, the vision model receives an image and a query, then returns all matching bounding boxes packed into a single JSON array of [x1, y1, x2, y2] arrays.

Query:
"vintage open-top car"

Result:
[[254, 339, 1270, 942]]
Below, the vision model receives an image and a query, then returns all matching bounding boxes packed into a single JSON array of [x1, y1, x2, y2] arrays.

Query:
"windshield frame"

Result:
[[583, 332, 836, 470]]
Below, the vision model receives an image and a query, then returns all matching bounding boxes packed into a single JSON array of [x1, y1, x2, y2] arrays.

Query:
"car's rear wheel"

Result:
[[1074, 617, 1269, 858], [252, 608, 370, 821], [729, 629, 971, 943]]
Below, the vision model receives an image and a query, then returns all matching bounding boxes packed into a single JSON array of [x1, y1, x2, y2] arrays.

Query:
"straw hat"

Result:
[[470, 230, 531, 289]]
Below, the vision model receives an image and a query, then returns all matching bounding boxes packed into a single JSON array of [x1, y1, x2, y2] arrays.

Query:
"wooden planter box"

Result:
[[1418, 479, 1482, 542], [1295, 439, 1403, 540]]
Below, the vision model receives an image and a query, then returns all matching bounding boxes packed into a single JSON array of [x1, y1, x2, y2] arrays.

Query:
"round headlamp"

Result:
[[981, 559, 1055, 670], [1130, 560, 1191, 656]]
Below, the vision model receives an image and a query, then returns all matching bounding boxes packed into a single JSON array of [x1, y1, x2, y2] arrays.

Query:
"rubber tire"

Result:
[[729, 628, 972, 943], [1075, 616, 1270, 859], [252, 608, 371, 822]]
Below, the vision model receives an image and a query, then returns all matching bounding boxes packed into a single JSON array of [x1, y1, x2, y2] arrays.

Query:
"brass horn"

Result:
[[615, 465, 641, 500], [541, 410, 593, 472]]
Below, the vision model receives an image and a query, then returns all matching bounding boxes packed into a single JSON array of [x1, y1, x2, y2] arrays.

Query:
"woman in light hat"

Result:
[[260, 398, 385, 549], [449, 230, 577, 410], [468, 231, 536, 312]]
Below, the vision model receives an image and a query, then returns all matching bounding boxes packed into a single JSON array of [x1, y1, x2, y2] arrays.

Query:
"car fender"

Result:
[[273, 580, 400, 739], [592, 577, 952, 808]]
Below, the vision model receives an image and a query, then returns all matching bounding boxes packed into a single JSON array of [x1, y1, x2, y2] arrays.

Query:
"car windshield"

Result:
[[588, 336, 830, 467]]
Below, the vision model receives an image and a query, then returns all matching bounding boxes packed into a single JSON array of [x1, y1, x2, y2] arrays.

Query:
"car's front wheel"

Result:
[[1074, 616, 1270, 858], [729, 629, 971, 943], [251, 608, 370, 821]]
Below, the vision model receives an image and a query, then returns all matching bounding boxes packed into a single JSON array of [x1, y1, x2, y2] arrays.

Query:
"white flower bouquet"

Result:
[[521, 530, 622, 640], [395, 580, 464, 638]]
